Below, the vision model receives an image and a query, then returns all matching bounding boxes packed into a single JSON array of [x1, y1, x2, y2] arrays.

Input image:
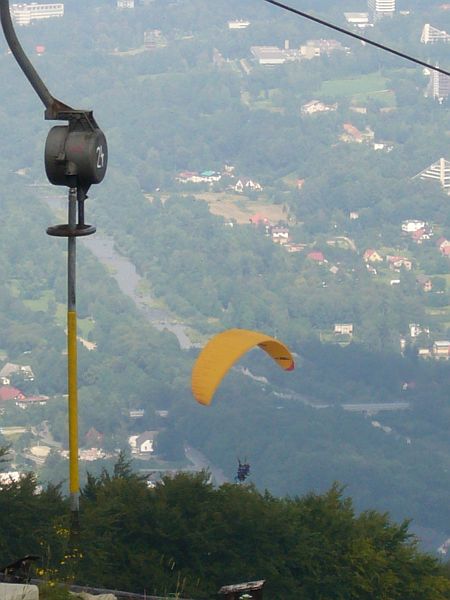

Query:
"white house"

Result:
[[271, 226, 289, 244], [234, 178, 262, 193], [401, 220, 426, 233], [228, 20, 250, 29], [301, 100, 338, 116], [130, 431, 158, 454], [409, 323, 430, 338], [334, 323, 354, 335]]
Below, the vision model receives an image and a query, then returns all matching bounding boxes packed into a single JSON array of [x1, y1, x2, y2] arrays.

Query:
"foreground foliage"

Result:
[[0, 455, 449, 600]]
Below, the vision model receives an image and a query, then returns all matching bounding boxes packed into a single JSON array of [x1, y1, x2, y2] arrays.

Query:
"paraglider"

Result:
[[191, 328, 294, 406], [235, 459, 251, 483]]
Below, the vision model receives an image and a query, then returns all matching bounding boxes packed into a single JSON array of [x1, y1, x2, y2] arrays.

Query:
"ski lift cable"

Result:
[[261, 0, 450, 77]]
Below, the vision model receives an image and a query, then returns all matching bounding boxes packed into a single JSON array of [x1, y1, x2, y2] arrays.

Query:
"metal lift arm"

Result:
[[0, 0, 100, 130]]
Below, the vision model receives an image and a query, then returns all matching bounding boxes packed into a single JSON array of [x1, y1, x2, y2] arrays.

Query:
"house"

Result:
[[271, 226, 289, 244], [349, 211, 359, 220], [334, 323, 353, 335], [0, 386, 25, 402], [144, 30, 168, 50], [344, 12, 370, 28], [341, 123, 364, 143], [234, 178, 262, 193], [286, 243, 306, 253], [363, 249, 383, 263], [200, 170, 222, 182], [0, 363, 34, 381], [223, 164, 235, 175], [438, 239, 450, 255], [16, 395, 48, 409], [307, 251, 326, 263], [251, 46, 289, 65], [228, 20, 250, 29], [297, 178, 305, 190], [350, 106, 368, 114], [117, 0, 134, 8], [387, 255, 412, 271], [340, 123, 374, 143], [176, 171, 221, 184], [304, 39, 346, 55], [411, 228, 428, 243], [301, 100, 338, 115], [418, 347, 432, 358], [433, 340, 450, 358], [401, 219, 426, 233], [129, 409, 145, 419], [176, 171, 202, 184], [416, 275, 433, 292], [134, 431, 158, 454], [409, 323, 430, 338], [373, 141, 394, 152], [249, 213, 270, 226]]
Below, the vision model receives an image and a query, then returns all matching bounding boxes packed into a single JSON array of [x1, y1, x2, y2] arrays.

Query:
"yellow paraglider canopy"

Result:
[[192, 328, 295, 405]]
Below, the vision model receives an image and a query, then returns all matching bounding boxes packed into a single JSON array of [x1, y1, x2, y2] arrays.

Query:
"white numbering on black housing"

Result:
[[96, 145, 105, 169]]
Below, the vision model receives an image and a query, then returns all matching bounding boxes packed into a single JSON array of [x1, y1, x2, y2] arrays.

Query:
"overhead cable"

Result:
[[262, 0, 450, 77]]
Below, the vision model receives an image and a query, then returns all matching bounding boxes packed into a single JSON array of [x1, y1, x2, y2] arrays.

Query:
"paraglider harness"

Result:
[[235, 459, 251, 483]]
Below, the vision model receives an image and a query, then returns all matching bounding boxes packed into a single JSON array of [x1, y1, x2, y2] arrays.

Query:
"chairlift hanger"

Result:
[[0, 0, 107, 211], [0, 0, 108, 545]]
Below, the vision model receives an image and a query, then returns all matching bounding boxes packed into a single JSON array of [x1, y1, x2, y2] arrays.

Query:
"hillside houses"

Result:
[[175, 168, 263, 194], [340, 123, 374, 143], [0, 386, 25, 402], [301, 100, 338, 116], [307, 251, 326, 263], [129, 431, 158, 455], [416, 275, 433, 292], [176, 170, 222, 184], [251, 39, 346, 66], [387, 255, 412, 271], [271, 226, 289, 244], [363, 249, 383, 263], [437, 237, 450, 256], [234, 178, 263, 193], [0, 363, 34, 383]]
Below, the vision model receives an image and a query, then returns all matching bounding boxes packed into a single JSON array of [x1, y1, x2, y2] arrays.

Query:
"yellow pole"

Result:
[[67, 309, 79, 497]]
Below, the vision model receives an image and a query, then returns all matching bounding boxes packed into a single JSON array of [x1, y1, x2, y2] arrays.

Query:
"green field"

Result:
[[318, 72, 396, 106], [24, 290, 94, 339]]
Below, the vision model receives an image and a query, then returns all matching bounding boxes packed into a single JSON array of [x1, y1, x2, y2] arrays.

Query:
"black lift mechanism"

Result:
[[0, 0, 108, 237]]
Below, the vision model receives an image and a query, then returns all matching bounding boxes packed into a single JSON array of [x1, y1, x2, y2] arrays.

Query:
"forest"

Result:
[[1, 448, 450, 599], [2, 0, 450, 567]]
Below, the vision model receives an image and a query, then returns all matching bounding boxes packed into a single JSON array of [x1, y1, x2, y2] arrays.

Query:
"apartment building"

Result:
[[368, 0, 395, 19], [10, 3, 64, 26]]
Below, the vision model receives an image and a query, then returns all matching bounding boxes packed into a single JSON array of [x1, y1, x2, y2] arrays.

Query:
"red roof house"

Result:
[[0, 386, 25, 402], [249, 213, 270, 226], [307, 251, 325, 263]]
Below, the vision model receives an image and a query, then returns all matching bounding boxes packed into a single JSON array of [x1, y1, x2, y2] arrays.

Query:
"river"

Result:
[[83, 235, 196, 350], [37, 187, 196, 350]]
